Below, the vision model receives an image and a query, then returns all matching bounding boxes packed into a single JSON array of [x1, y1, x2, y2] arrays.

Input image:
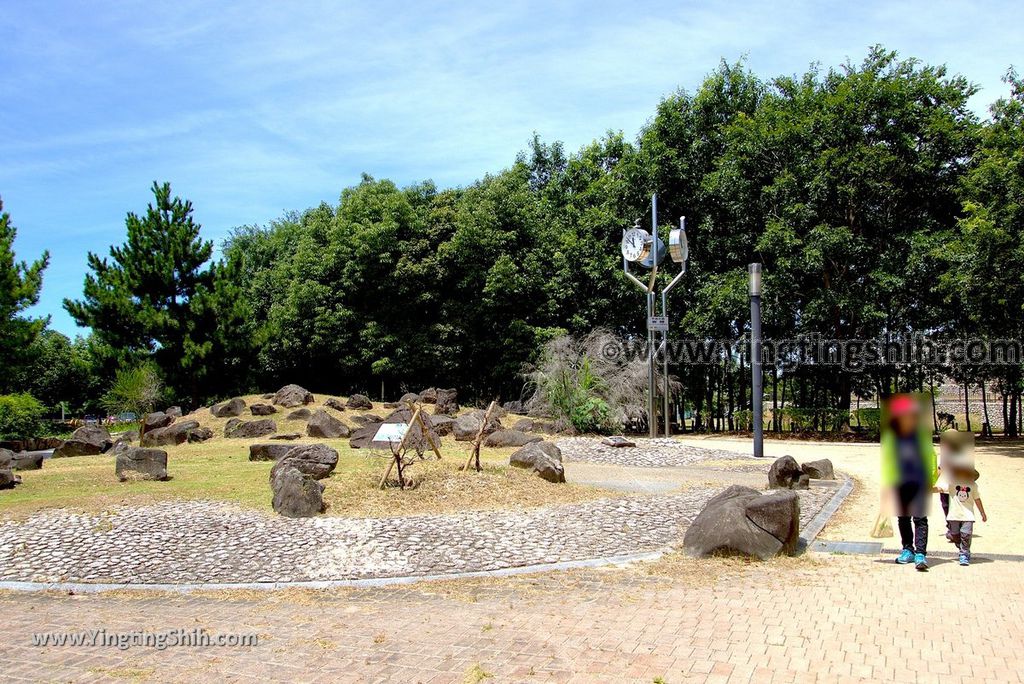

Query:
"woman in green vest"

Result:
[[880, 394, 937, 571]]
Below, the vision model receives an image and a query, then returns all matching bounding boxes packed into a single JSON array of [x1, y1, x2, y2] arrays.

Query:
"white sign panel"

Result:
[[372, 423, 409, 443]]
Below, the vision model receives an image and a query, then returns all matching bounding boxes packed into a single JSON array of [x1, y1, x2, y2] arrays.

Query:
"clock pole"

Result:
[[621, 194, 688, 438]]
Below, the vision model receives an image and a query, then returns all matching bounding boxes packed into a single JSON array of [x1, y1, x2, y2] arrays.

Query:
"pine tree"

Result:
[[64, 181, 220, 403], [0, 196, 50, 390]]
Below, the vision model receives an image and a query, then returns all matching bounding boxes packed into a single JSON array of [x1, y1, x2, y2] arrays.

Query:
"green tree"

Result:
[[9, 329, 100, 412], [64, 181, 225, 404], [0, 196, 50, 387]]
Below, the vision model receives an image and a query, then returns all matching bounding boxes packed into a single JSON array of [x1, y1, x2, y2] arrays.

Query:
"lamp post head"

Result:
[[748, 263, 763, 297]]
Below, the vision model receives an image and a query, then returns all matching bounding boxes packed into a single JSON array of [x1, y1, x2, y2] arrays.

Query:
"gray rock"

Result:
[[509, 441, 565, 483], [601, 436, 636, 448], [324, 397, 346, 412], [453, 412, 501, 441], [287, 408, 312, 420], [165, 406, 183, 418], [270, 433, 302, 441], [768, 456, 809, 489], [429, 414, 455, 436], [434, 388, 459, 415], [801, 459, 835, 480], [261, 392, 275, 399], [0, 467, 20, 489], [142, 411, 174, 432], [271, 465, 325, 518], [418, 388, 437, 404], [306, 409, 350, 438], [53, 426, 113, 457], [115, 447, 169, 481], [211, 398, 246, 417], [683, 485, 800, 560], [249, 443, 302, 461], [225, 418, 277, 439], [0, 448, 12, 469], [348, 422, 383, 449], [143, 420, 201, 447], [273, 384, 314, 408], [484, 429, 542, 448], [399, 392, 420, 404], [346, 393, 374, 410], [270, 443, 339, 480], [12, 451, 45, 471], [250, 403, 278, 416], [187, 427, 213, 443]]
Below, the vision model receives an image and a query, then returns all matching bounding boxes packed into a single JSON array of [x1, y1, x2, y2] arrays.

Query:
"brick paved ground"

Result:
[[2, 552, 1021, 683]]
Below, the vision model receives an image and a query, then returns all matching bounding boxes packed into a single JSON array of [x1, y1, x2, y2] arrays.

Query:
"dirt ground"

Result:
[[677, 434, 1024, 555]]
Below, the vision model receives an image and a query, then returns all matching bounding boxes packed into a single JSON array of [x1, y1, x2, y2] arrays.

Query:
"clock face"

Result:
[[621, 228, 650, 262], [669, 228, 688, 264]]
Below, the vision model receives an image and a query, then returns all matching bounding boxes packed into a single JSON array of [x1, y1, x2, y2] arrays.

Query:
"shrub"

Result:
[[101, 363, 164, 417], [524, 330, 676, 434], [0, 393, 46, 438]]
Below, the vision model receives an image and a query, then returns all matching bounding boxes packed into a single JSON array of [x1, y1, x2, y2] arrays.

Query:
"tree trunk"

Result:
[[963, 380, 972, 433], [980, 380, 991, 438]]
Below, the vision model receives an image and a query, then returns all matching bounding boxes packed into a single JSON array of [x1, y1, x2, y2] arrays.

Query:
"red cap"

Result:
[[889, 395, 918, 417]]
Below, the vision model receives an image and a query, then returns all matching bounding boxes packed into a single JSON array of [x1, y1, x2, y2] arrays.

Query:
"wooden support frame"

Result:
[[378, 404, 443, 489], [462, 400, 497, 473]]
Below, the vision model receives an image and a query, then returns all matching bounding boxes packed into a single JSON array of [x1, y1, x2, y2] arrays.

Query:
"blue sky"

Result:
[[2, 0, 1021, 336]]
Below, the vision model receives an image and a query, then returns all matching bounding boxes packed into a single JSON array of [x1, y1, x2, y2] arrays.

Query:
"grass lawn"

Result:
[[0, 394, 614, 520]]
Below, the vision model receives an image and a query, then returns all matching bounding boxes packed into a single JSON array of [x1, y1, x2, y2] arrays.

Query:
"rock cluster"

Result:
[[768, 455, 835, 489], [53, 426, 113, 457]]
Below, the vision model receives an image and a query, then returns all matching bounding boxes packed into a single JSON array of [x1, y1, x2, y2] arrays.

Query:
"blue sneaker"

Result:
[[914, 553, 928, 571], [896, 549, 914, 564], [959, 554, 969, 566]]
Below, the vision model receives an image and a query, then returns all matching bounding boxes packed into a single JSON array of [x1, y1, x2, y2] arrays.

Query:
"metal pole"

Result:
[[749, 263, 764, 458], [661, 291, 670, 437], [647, 291, 657, 438]]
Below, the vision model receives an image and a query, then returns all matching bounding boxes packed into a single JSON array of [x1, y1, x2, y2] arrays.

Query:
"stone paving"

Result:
[[557, 437, 763, 469], [2, 553, 1022, 682], [0, 486, 836, 584], [0, 439, 838, 585]]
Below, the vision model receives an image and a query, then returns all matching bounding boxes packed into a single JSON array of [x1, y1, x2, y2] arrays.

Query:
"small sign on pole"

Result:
[[647, 315, 669, 332]]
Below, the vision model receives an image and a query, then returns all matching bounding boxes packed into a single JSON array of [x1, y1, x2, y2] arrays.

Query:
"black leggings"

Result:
[[898, 516, 928, 554]]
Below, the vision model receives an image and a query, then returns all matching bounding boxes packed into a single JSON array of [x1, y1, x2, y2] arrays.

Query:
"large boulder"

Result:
[[249, 443, 302, 462], [683, 485, 800, 560], [503, 400, 525, 414], [306, 409, 350, 438], [453, 411, 501, 441], [271, 465, 325, 518], [115, 447, 169, 481], [143, 420, 202, 447], [434, 388, 459, 415], [509, 441, 565, 483], [324, 397, 346, 412], [225, 418, 277, 439], [53, 426, 112, 457], [273, 384, 314, 408], [142, 411, 174, 432], [429, 414, 455, 436], [165, 406, 183, 418], [348, 422, 383, 449], [0, 449, 19, 487], [484, 429, 542, 448], [346, 394, 374, 410], [418, 388, 437, 404], [801, 459, 835, 480], [211, 398, 246, 418], [399, 392, 420, 405], [187, 427, 214, 443], [12, 451, 45, 470], [250, 403, 277, 416], [768, 455, 809, 490], [270, 443, 339, 480]]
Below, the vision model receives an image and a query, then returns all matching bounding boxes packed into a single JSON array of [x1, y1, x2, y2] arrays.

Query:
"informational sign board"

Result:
[[372, 422, 409, 444], [647, 315, 669, 332]]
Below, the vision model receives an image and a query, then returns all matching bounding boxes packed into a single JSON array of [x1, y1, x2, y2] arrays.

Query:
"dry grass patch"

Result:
[[0, 395, 614, 519]]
